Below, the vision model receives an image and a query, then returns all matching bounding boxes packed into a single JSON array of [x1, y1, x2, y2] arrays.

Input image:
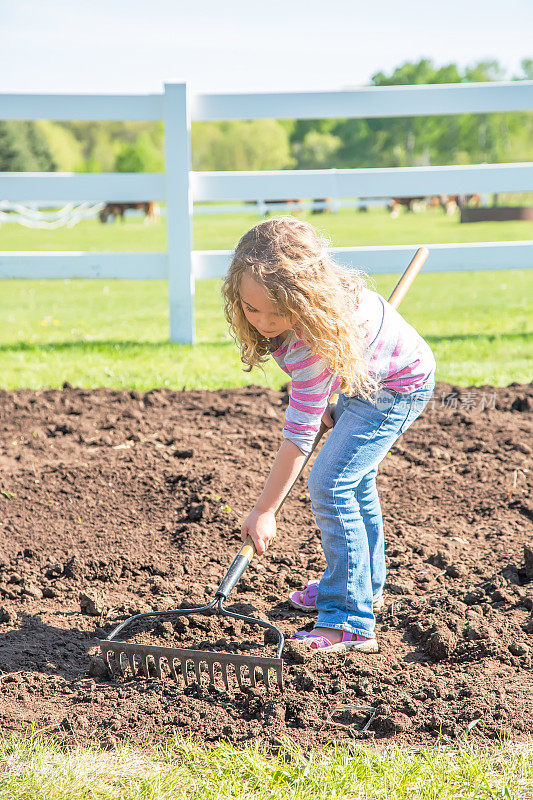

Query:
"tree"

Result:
[[191, 120, 294, 171], [36, 120, 84, 171], [115, 143, 144, 173], [0, 121, 56, 171], [292, 130, 341, 169], [520, 59, 533, 80], [369, 60, 464, 167], [329, 57, 532, 168], [114, 131, 165, 172]]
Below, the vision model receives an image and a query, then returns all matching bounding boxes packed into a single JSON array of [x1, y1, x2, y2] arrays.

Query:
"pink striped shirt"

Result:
[[269, 288, 435, 454]]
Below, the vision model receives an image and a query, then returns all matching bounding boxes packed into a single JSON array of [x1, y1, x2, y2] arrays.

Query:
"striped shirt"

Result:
[[269, 288, 436, 454]]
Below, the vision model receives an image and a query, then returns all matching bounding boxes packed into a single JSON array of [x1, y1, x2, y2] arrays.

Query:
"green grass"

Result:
[[0, 270, 530, 390], [0, 208, 531, 390], [0, 734, 531, 800], [1, 205, 532, 251]]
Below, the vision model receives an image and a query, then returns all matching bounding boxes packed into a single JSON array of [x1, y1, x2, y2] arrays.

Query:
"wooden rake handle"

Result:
[[388, 247, 428, 310], [216, 246, 429, 599]]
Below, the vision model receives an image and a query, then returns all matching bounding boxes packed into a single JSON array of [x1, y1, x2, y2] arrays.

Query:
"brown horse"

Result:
[[99, 202, 160, 223]]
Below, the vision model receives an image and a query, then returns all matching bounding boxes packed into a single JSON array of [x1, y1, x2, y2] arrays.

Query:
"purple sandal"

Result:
[[289, 580, 385, 612], [289, 580, 319, 612], [291, 628, 379, 653]]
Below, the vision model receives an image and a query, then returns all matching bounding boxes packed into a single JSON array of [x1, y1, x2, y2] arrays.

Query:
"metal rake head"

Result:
[[99, 639, 284, 691], [97, 592, 285, 694]]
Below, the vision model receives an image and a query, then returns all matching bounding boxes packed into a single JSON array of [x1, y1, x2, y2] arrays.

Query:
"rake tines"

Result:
[[99, 639, 284, 692], [97, 539, 285, 694]]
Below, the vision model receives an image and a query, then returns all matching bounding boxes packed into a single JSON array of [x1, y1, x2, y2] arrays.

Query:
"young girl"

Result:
[[222, 217, 435, 654]]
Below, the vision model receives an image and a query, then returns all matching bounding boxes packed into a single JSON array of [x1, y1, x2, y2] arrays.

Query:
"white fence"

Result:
[[1, 81, 532, 343]]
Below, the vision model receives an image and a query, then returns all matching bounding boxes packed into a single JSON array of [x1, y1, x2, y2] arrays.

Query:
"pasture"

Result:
[[1, 202, 531, 251], [2, 735, 532, 799], [0, 207, 531, 390]]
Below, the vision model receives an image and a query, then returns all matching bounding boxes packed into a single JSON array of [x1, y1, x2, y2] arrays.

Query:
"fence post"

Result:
[[164, 82, 194, 343]]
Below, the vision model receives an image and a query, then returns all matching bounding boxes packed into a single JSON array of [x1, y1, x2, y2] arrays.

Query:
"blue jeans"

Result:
[[307, 380, 435, 638]]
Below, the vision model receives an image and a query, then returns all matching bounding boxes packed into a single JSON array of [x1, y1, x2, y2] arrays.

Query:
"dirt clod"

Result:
[[79, 591, 107, 617], [424, 628, 457, 660], [509, 641, 530, 657], [284, 639, 314, 664], [88, 657, 109, 679], [0, 606, 15, 625], [187, 503, 205, 521]]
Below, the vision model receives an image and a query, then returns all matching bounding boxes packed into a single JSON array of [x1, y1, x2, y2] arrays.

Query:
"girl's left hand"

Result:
[[240, 508, 276, 556]]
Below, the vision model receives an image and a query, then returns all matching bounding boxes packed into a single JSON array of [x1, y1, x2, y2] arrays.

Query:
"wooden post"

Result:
[[164, 83, 194, 343]]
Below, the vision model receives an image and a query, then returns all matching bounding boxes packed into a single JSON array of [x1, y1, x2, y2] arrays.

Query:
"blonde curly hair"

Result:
[[222, 216, 378, 398]]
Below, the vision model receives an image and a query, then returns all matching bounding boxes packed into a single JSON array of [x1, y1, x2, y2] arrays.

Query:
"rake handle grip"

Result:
[[215, 536, 256, 599], [217, 246, 429, 599]]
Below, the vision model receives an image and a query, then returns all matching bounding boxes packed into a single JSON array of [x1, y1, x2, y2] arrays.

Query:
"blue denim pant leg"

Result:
[[307, 382, 434, 638], [356, 464, 385, 602]]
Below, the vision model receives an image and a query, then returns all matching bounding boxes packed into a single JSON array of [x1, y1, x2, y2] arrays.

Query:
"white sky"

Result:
[[1, 0, 532, 94]]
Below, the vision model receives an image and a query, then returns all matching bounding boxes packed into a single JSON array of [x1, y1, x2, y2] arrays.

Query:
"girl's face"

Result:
[[239, 271, 293, 338]]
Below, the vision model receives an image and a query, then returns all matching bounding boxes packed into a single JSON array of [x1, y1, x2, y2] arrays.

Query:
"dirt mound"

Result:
[[0, 381, 531, 746]]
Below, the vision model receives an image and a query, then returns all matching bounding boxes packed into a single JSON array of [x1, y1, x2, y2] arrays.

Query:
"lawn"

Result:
[[0, 734, 531, 800], [0, 207, 531, 390], [1, 204, 532, 251]]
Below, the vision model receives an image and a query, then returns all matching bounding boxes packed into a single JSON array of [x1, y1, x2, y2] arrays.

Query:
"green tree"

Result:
[[114, 131, 165, 172], [115, 143, 144, 172], [28, 58, 532, 176], [464, 60, 506, 83], [519, 59, 533, 79], [0, 121, 56, 171], [191, 119, 294, 171], [289, 118, 337, 146], [292, 130, 342, 169], [36, 120, 84, 171], [369, 60, 464, 167], [327, 57, 532, 168]]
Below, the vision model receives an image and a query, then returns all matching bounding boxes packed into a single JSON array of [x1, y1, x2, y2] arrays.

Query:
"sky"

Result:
[[1, 0, 532, 95]]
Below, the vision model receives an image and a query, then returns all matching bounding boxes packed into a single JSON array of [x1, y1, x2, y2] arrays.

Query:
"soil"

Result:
[[0, 381, 531, 748]]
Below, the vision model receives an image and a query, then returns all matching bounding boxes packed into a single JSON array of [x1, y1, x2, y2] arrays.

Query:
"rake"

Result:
[[98, 440, 320, 692], [99, 246, 429, 693]]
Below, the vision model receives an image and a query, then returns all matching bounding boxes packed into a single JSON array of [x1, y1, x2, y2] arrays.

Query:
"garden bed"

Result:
[[0, 382, 531, 747]]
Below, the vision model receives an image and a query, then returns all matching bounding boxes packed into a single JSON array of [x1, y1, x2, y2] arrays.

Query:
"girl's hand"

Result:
[[240, 508, 276, 556], [322, 402, 336, 429]]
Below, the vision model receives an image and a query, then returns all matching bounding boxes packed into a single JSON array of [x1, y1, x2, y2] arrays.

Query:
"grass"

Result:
[[0, 269, 530, 390], [0, 208, 531, 390], [1, 205, 532, 251], [0, 734, 531, 800]]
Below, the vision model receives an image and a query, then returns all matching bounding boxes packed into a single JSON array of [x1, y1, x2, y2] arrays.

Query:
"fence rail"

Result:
[[192, 164, 533, 201], [1, 242, 531, 280], [5, 163, 532, 203], [1, 80, 532, 343], [2, 80, 532, 121]]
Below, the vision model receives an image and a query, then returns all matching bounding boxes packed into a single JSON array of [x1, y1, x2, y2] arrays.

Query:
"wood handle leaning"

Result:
[[388, 247, 428, 310]]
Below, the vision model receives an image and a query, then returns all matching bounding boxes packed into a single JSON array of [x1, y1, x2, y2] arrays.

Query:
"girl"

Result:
[[222, 217, 435, 654]]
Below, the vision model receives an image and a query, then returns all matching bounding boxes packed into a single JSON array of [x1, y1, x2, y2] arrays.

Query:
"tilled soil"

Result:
[[0, 381, 531, 748]]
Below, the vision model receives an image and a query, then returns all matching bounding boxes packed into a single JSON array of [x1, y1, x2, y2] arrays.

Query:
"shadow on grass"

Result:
[[0, 331, 530, 355], [425, 332, 531, 345], [0, 339, 233, 354]]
